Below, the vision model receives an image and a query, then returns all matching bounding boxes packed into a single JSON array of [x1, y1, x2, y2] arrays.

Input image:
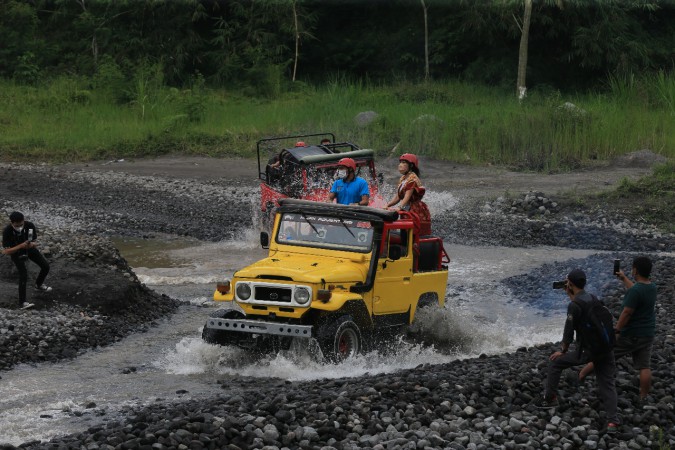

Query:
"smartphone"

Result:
[[613, 259, 621, 275]]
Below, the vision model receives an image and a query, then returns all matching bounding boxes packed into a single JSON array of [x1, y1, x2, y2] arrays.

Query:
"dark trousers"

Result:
[[11, 248, 50, 304], [546, 348, 619, 424]]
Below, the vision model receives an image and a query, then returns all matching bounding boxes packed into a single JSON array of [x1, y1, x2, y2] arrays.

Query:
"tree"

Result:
[[291, 0, 300, 81], [516, 0, 532, 100], [0, 0, 39, 78], [286, 0, 316, 82], [421, 0, 429, 81], [72, 0, 135, 67]]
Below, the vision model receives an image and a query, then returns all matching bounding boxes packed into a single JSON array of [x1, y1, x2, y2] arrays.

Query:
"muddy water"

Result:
[[0, 200, 600, 445]]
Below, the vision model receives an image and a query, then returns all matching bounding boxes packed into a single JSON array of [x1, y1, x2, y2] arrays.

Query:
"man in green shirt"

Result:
[[579, 256, 657, 401]]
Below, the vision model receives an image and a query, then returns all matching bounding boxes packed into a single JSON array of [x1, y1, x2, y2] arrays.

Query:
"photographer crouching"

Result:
[[1, 211, 51, 309], [533, 269, 620, 434]]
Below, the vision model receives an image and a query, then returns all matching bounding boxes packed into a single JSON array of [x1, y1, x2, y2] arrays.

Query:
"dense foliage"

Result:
[[1, 0, 673, 169], [1, 0, 673, 91]]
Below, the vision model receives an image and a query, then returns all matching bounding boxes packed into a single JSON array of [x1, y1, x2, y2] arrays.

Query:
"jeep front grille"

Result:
[[234, 281, 313, 307], [255, 286, 292, 303]]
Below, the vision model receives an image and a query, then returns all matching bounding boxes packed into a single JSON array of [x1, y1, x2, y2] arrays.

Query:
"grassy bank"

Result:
[[0, 75, 673, 170], [595, 161, 675, 233]]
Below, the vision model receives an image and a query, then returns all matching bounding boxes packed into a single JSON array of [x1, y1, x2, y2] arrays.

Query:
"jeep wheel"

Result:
[[317, 315, 362, 363], [202, 309, 245, 346], [407, 293, 440, 343]]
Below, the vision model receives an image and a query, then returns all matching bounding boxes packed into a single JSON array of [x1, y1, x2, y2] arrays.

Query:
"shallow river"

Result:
[[0, 195, 602, 445]]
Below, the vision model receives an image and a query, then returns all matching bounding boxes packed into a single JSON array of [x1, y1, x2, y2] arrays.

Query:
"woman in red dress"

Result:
[[385, 153, 431, 235]]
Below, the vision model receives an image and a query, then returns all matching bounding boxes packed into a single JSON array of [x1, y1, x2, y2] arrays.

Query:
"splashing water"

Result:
[[156, 334, 459, 382], [376, 179, 459, 214], [140, 241, 587, 384]]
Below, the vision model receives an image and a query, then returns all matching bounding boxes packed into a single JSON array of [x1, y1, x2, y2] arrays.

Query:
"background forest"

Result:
[[1, 0, 674, 169]]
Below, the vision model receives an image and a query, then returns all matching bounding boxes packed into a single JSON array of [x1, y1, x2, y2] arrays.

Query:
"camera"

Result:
[[613, 259, 621, 275], [552, 280, 567, 289]]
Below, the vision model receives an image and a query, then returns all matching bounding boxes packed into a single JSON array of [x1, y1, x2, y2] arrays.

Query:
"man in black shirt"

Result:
[[533, 269, 619, 433], [1, 211, 51, 308]]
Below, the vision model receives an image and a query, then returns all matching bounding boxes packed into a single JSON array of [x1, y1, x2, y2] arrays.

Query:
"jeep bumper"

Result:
[[205, 318, 313, 338]]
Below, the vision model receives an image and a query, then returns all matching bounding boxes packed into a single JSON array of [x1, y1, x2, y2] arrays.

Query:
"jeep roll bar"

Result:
[[298, 149, 375, 166], [257, 133, 336, 180]]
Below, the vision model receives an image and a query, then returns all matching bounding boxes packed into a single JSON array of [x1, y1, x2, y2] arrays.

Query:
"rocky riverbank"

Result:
[[0, 228, 183, 371], [1, 157, 673, 449], [19, 254, 675, 449]]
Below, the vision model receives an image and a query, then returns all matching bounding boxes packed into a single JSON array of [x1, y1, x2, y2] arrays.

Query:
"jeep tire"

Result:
[[316, 315, 362, 363]]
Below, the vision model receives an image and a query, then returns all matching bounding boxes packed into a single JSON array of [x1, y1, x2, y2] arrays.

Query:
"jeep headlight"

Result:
[[294, 287, 311, 305], [236, 282, 252, 300]]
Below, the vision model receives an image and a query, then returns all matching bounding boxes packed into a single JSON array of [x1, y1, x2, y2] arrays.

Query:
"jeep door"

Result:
[[371, 228, 414, 316]]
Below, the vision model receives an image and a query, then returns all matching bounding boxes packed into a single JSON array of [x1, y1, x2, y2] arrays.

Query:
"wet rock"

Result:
[[354, 111, 379, 128]]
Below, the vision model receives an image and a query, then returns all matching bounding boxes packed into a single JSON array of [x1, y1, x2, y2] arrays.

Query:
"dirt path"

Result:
[[66, 153, 660, 199]]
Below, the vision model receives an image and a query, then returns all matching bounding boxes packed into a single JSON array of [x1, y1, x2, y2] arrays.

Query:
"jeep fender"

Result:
[[306, 299, 373, 332], [311, 291, 363, 312], [410, 292, 439, 323]]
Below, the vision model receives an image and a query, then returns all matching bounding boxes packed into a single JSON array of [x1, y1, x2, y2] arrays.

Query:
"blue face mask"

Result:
[[13, 226, 23, 233]]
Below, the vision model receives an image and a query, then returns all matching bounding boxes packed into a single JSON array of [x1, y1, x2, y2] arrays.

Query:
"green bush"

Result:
[[649, 70, 675, 114], [245, 64, 284, 99], [13, 52, 40, 85], [179, 72, 207, 122], [70, 89, 92, 105], [93, 56, 128, 104], [393, 82, 462, 105]]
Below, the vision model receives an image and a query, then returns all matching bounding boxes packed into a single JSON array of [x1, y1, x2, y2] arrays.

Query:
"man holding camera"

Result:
[[1, 211, 51, 309], [579, 256, 657, 402], [534, 269, 619, 433]]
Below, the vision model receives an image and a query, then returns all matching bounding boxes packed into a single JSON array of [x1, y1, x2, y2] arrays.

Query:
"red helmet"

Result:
[[399, 153, 418, 168], [337, 157, 357, 171], [295, 141, 306, 147]]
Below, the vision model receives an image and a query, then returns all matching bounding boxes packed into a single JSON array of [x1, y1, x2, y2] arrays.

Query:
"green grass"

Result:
[[596, 161, 675, 233], [0, 74, 673, 170]]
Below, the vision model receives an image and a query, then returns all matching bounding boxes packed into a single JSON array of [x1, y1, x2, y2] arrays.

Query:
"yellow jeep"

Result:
[[203, 199, 450, 361]]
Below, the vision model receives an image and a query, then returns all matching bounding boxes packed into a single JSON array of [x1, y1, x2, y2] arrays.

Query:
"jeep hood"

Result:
[[235, 253, 368, 283]]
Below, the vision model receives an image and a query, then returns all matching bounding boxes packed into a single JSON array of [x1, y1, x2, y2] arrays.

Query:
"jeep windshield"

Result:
[[276, 212, 374, 252]]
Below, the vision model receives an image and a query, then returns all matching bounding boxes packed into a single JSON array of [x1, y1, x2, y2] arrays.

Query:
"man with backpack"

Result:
[[534, 269, 620, 433], [579, 256, 657, 402]]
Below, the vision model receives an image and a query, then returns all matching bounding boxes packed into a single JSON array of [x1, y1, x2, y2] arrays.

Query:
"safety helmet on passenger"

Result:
[[337, 157, 357, 171], [399, 153, 419, 168]]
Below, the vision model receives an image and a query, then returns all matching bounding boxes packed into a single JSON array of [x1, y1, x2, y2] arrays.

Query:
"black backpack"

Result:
[[572, 295, 616, 357]]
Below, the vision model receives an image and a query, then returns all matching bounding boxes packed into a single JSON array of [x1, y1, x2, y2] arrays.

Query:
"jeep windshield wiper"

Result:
[[339, 218, 356, 238], [301, 213, 320, 235]]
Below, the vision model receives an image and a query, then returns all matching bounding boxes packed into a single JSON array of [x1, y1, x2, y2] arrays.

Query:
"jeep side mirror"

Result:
[[260, 232, 270, 249], [388, 245, 402, 261]]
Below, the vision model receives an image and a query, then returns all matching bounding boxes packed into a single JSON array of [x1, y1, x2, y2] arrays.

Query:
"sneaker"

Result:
[[638, 395, 653, 407], [20, 302, 35, 310], [606, 422, 619, 434], [35, 284, 52, 292], [533, 395, 559, 409]]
